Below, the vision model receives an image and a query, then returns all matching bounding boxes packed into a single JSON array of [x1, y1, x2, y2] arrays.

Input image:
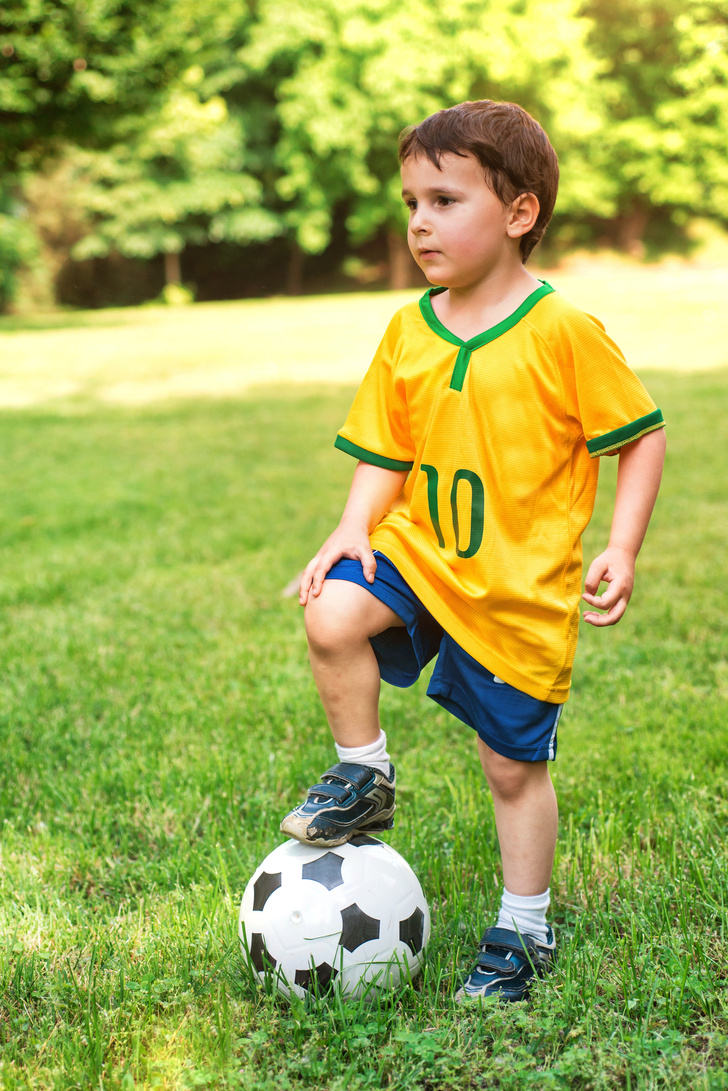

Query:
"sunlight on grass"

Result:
[[0, 258, 726, 409], [0, 293, 416, 408]]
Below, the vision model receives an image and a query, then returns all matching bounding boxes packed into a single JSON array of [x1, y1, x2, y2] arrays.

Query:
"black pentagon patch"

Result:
[[348, 834, 381, 847], [294, 961, 338, 991], [253, 871, 282, 911], [249, 932, 277, 972], [340, 903, 380, 952], [399, 907, 425, 955], [302, 851, 344, 890]]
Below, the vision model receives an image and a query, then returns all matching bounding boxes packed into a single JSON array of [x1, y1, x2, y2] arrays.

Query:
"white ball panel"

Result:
[[252, 880, 341, 967], [239, 837, 430, 1001]]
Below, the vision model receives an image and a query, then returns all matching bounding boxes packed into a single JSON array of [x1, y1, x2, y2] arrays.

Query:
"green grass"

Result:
[[0, 259, 726, 411], [0, 300, 727, 1087]]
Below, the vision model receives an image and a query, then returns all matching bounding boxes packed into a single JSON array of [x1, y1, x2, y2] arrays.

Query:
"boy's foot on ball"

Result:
[[456, 926, 555, 1003], [280, 762, 396, 847]]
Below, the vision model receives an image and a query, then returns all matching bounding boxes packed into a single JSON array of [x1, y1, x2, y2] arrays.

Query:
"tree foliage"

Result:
[[0, 0, 219, 169], [2, 0, 728, 308], [583, 0, 728, 246], [68, 80, 281, 278], [239, 0, 605, 255], [0, 187, 38, 308]]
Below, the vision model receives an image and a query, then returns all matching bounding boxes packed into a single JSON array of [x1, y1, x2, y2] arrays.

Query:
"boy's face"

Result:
[[401, 152, 523, 290]]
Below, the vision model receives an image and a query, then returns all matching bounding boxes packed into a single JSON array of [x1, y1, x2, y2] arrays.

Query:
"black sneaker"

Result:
[[455, 926, 555, 1003], [280, 762, 396, 847]]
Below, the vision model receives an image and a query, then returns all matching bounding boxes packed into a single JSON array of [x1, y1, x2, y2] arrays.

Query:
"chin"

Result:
[[420, 267, 447, 285]]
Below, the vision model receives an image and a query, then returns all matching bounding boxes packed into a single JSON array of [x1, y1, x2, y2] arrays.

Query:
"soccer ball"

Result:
[[239, 834, 430, 1000]]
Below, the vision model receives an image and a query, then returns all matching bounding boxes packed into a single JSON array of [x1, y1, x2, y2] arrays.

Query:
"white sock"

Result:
[[334, 730, 392, 778], [496, 887, 550, 945]]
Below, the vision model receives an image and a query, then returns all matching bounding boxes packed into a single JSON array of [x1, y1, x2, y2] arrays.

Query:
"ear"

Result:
[[506, 193, 540, 239]]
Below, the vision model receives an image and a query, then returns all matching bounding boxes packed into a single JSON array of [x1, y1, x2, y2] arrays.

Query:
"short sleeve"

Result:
[[335, 310, 415, 471], [560, 310, 665, 458]]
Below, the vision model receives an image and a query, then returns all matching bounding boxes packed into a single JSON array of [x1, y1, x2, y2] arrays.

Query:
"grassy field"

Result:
[[0, 257, 727, 408], [0, 277, 727, 1089]]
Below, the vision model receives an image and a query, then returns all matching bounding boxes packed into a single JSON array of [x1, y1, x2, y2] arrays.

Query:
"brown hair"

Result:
[[398, 100, 559, 262]]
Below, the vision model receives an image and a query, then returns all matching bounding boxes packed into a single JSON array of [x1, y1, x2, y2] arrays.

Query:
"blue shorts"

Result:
[[326, 552, 562, 763]]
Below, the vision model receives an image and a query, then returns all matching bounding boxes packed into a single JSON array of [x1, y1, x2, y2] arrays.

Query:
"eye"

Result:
[[404, 198, 417, 211], [436, 196, 455, 207]]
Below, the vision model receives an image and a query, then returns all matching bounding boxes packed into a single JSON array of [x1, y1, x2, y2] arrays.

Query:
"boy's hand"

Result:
[[581, 546, 635, 627], [583, 429, 665, 627], [299, 461, 408, 607], [299, 522, 376, 606]]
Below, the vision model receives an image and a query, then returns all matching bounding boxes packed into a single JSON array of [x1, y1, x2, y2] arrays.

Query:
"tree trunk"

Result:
[[616, 207, 648, 258], [164, 250, 182, 285], [287, 242, 304, 295], [387, 231, 415, 289]]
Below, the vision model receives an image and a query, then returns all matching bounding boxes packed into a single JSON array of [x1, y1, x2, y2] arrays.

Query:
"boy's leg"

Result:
[[457, 741, 558, 1003], [304, 578, 405, 747], [477, 739, 557, 896], [280, 578, 406, 846]]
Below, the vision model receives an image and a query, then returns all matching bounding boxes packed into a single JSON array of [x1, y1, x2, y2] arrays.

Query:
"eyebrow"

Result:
[[401, 184, 463, 198]]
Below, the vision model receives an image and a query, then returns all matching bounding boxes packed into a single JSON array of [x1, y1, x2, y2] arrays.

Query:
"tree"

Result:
[[0, 0, 223, 171], [582, 0, 728, 251], [0, 184, 39, 309], [64, 79, 282, 287], [237, 0, 606, 284]]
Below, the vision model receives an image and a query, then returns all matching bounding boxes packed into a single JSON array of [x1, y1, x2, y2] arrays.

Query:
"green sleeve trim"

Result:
[[334, 434, 414, 471], [586, 409, 665, 457]]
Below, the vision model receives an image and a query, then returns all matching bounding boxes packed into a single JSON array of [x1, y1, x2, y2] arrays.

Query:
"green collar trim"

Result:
[[418, 280, 555, 391]]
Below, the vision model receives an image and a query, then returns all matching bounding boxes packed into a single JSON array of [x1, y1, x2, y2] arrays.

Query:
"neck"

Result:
[[432, 266, 542, 342]]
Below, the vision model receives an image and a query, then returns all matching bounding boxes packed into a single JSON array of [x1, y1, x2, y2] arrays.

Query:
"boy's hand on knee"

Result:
[[299, 524, 377, 605], [581, 547, 635, 627], [300, 460, 404, 604]]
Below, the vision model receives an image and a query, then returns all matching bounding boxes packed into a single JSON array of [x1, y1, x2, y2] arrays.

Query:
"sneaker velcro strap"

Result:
[[475, 951, 518, 975], [479, 927, 540, 958], [321, 763, 376, 791], [307, 782, 350, 803]]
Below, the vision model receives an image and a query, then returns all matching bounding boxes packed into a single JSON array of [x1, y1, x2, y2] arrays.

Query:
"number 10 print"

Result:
[[420, 465, 484, 558]]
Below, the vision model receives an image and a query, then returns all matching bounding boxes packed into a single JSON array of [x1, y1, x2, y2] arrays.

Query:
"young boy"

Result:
[[280, 100, 666, 1002]]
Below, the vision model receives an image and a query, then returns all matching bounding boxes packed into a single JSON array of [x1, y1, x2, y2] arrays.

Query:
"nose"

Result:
[[409, 205, 429, 235]]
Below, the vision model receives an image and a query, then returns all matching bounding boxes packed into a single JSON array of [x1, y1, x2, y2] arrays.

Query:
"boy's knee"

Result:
[[305, 596, 350, 656], [304, 578, 404, 657], [304, 581, 373, 656], [478, 741, 546, 801]]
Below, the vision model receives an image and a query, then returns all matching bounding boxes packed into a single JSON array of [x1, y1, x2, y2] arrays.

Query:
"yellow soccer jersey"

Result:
[[335, 282, 665, 703]]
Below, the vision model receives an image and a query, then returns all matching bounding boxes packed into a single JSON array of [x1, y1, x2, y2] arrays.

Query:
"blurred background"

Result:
[[1, 0, 727, 313]]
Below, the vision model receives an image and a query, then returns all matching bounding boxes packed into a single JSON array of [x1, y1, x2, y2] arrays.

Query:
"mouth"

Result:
[[418, 249, 440, 260]]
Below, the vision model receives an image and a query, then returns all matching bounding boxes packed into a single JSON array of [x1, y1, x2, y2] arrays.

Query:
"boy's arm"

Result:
[[582, 427, 666, 627], [299, 461, 408, 606]]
